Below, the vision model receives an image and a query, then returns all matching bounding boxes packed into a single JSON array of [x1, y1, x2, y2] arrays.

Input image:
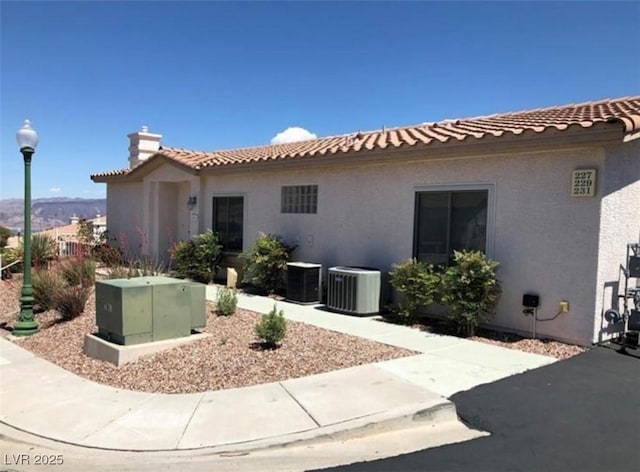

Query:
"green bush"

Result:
[[171, 231, 222, 283], [242, 233, 296, 294], [389, 259, 440, 324], [0, 226, 11, 248], [441, 250, 502, 337], [254, 305, 287, 348], [215, 287, 238, 316], [25, 234, 58, 268], [0, 248, 22, 278], [33, 269, 66, 311], [53, 285, 91, 321], [59, 257, 96, 288]]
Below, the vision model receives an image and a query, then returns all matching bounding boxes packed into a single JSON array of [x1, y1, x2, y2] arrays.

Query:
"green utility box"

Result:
[[95, 276, 206, 346]]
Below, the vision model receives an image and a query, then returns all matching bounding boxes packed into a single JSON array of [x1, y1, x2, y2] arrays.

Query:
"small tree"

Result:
[[441, 250, 502, 337], [242, 233, 296, 294], [255, 305, 287, 348], [389, 259, 440, 324], [76, 218, 95, 245]]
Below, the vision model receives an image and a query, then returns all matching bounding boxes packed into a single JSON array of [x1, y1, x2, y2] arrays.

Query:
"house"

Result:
[[91, 97, 640, 347], [6, 213, 107, 252], [32, 213, 107, 255]]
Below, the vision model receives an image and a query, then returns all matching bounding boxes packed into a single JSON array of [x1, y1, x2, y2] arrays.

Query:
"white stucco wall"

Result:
[[108, 137, 638, 346], [106, 182, 143, 259], [201, 146, 608, 345], [594, 139, 640, 343], [143, 165, 196, 261]]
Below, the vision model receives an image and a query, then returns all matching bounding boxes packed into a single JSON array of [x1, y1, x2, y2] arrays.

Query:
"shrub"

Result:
[[33, 269, 66, 311], [389, 259, 440, 324], [92, 243, 122, 266], [53, 285, 91, 321], [242, 233, 296, 294], [26, 234, 58, 268], [101, 256, 164, 279], [59, 257, 96, 288], [254, 305, 287, 348], [171, 231, 222, 283], [104, 264, 134, 279], [131, 255, 165, 277], [0, 248, 22, 278], [441, 250, 502, 337], [215, 287, 238, 316], [0, 225, 11, 248]]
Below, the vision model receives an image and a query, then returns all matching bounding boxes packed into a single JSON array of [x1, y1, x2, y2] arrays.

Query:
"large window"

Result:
[[212, 196, 244, 251], [414, 189, 488, 265], [281, 185, 318, 214]]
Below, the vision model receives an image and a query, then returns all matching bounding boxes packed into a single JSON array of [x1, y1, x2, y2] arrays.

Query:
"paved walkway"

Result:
[[0, 287, 556, 453], [320, 346, 640, 472]]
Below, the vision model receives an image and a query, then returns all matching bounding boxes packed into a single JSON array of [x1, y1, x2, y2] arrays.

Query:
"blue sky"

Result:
[[1, 1, 639, 199]]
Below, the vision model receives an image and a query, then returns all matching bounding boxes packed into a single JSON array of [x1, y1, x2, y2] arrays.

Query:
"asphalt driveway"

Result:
[[321, 345, 640, 472]]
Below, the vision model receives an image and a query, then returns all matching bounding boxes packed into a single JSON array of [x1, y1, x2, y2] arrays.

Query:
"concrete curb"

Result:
[[0, 398, 457, 454]]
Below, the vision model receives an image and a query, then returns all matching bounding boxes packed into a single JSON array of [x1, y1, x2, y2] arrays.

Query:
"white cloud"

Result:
[[49, 187, 62, 193], [270, 127, 317, 145]]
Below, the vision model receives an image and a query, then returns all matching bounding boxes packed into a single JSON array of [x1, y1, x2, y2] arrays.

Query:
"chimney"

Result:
[[128, 125, 162, 168], [70, 214, 79, 225]]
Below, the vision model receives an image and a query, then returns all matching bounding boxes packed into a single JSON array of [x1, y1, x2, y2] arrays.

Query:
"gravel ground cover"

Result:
[[0, 277, 415, 393], [0, 276, 586, 393], [400, 317, 586, 360], [468, 329, 586, 359]]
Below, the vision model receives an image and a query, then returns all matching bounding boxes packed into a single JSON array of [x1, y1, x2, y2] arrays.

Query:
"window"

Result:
[[281, 185, 318, 214], [212, 196, 244, 251], [414, 189, 488, 265]]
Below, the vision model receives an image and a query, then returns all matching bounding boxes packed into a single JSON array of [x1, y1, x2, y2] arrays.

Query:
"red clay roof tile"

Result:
[[91, 96, 640, 180]]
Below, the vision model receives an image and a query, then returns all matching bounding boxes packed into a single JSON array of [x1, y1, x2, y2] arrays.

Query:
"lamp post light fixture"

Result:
[[187, 195, 197, 211], [13, 119, 39, 337]]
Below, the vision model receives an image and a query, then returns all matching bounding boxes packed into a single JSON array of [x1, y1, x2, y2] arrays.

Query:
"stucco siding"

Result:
[[201, 147, 605, 345], [489, 150, 603, 346], [143, 165, 195, 260], [106, 182, 143, 259], [594, 139, 640, 343]]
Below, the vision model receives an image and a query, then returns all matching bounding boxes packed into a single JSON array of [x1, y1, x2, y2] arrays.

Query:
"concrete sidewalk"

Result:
[[206, 286, 556, 398], [0, 287, 556, 453]]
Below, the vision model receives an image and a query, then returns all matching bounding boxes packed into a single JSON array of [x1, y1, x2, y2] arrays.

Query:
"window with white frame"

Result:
[[414, 188, 490, 265], [281, 185, 318, 214]]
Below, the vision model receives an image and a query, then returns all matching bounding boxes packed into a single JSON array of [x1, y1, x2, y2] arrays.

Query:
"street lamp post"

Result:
[[13, 119, 39, 337]]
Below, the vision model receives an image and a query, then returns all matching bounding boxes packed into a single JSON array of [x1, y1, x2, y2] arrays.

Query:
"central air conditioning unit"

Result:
[[326, 266, 381, 315], [286, 262, 322, 304]]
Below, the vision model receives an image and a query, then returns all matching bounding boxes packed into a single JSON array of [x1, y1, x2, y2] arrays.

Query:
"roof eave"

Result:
[[91, 152, 200, 183], [196, 121, 626, 174]]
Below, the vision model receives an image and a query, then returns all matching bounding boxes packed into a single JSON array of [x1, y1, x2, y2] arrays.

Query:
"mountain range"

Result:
[[0, 197, 106, 231]]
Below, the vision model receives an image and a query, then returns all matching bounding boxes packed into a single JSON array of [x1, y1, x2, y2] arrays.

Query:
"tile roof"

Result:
[[91, 96, 640, 179]]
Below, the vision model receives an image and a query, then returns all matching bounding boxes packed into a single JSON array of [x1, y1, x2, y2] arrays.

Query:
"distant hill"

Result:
[[0, 197, 106, 231]]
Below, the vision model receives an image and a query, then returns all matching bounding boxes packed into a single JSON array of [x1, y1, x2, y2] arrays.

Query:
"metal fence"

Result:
[[57, 241, 92, 257]]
